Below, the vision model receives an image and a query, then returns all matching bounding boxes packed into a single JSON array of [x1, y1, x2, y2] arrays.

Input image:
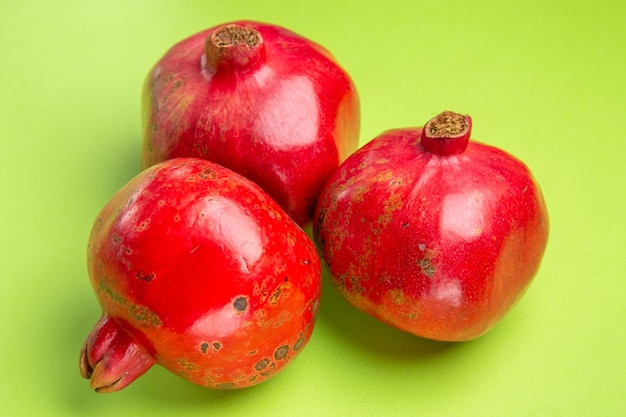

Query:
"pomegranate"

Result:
[[80, 158, 321, 392], [141, 20, 360, 226], [313, 111, 549, 342]]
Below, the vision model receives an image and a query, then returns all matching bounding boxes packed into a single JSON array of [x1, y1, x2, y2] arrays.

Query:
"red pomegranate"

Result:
[[80, 158, 321, 392], [314, 111, 549, 341], [141, 21, 360, 226]]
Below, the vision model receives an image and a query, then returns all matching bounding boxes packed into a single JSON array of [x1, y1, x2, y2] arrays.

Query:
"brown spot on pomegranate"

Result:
[[136, 270, 156, 282], [254, 358, 270, 371], [198, 168, 217, 180], [274, 345, 289, 360], [215, 382, 237, 389], [418, 257, 436, 278], [269, 286, 282, 305], [112, 234, 123, 245], [200, 342, 209, 354], [212, 342, 222, 351], [178, 358, 200, 372], [416, 246, 437, 278], [390, 289, 404, 305], [127, 304, 162, 327], [293, 333, 305, 351], [233, 296, 248, 313]]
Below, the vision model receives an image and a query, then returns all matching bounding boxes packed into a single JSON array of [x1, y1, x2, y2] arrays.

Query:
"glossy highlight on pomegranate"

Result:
[[80, 158, 321, 392], [142, 20, 360, 226], [313, 111, 549, 341]]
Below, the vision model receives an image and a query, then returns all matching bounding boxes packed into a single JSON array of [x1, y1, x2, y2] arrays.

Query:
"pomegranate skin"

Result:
[[313, 112, 549, 342], [80, 158, 321, 392], [141, 20, 360, 226]]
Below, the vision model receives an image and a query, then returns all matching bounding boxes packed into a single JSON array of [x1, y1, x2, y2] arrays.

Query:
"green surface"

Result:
[[1, 1, 624, 416]]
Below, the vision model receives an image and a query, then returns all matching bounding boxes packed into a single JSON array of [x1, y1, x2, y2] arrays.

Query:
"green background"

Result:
[[1, 0, 624, 416]]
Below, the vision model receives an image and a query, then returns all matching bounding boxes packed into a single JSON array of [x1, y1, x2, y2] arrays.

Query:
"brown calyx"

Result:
[[211, 25, 260, 48], [425, 111, 470, 138]]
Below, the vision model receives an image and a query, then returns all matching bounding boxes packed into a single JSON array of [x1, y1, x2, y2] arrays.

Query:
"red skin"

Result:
[[80, 158, 321, 392], [313, 112, 549, 341], [141, 21, 360, 226]]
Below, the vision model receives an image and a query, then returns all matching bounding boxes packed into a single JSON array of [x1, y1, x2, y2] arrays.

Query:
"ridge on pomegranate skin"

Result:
[[313, 110, 549, 342], [141, 20, 360, 226]]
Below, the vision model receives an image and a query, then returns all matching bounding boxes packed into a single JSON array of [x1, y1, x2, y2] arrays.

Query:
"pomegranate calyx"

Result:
[[212, 24, 260, 47], [80, 316, 155, 393], [421, 110, 472, 156], [204, 24, 266, 74]]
